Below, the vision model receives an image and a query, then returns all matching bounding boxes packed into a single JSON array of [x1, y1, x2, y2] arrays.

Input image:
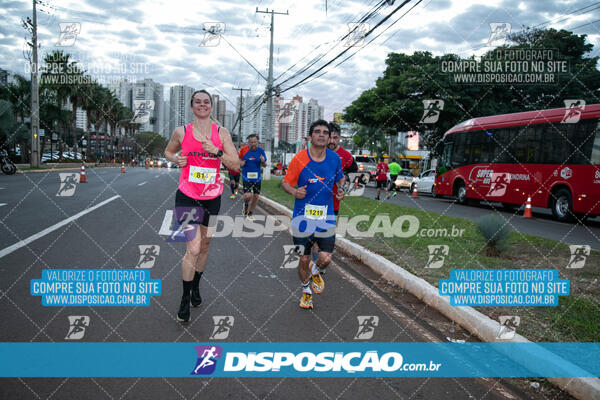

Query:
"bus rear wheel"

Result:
[[551, 188, 574, 222]]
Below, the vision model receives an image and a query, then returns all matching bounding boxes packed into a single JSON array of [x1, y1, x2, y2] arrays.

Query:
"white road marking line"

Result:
[[159, 209, 174, 236], [0, 203, 6, 207], [0, 195, 121, 259], [137, 181, 147, 186]]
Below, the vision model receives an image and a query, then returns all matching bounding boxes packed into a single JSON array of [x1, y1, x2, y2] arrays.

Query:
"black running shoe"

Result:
[[177, 293, 191, 322], [191, 287, 202, 307]]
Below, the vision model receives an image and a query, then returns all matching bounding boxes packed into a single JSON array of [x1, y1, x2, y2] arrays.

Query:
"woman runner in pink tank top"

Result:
[[164, 89, 240, 322]]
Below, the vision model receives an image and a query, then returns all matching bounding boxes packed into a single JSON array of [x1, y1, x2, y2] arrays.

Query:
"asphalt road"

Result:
[[0, 168, 570, 399], [362, 184, 600, 251]]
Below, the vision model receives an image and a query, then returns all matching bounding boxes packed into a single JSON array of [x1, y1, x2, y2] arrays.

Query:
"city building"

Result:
[[107, 79, 132, 110], [169, 85, 195, 135], [132, 78, 164, 135], [237, 94, 263, 142], [224, 110, 236, 135]]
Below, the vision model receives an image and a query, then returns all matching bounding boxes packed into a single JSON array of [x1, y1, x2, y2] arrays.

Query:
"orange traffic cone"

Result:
[[80, 163, 86, 183], [412, 180, 418, 198], [121, 161, 125, 173], [523, 196, 532, 218]]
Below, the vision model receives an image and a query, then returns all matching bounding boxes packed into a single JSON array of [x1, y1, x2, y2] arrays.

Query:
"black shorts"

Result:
[[376, 180, 387, 189], [293, 233, 335, 255], [175, 189, 221, 227], [243, 181, 262, 194], [228, 173, 240, 183]]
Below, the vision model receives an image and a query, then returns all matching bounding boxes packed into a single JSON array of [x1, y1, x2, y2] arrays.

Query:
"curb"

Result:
[[16, 166, 123, 174], [258, 194, 600, 400]]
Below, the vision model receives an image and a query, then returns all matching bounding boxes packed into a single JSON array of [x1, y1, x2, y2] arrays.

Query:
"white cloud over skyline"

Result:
[[1, 0, 598, 120]]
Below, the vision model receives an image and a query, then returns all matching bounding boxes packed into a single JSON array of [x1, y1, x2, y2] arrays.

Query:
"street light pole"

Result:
[[232, 88, 250, 150], [30, 0, 40, 167], [256, 8, 288, 180]]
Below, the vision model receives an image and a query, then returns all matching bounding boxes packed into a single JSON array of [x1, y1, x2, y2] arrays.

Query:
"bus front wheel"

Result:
[[551, 188, 573, 222], [455, 181, 467, 205]]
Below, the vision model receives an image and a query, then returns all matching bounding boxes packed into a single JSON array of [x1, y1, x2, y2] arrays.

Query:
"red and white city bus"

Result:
[[434, 104, 600, 221]]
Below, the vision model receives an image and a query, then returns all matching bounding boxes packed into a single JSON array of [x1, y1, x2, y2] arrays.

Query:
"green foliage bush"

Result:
[[476, 214, 511, 256]]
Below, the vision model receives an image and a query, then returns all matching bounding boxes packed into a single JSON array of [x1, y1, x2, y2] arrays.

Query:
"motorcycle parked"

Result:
[[1, 149, 17, 175]]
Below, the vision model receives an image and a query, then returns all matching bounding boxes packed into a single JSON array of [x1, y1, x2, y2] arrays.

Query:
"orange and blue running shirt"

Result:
[[178, 123, 224, 200], [284, 148, 343, 233]]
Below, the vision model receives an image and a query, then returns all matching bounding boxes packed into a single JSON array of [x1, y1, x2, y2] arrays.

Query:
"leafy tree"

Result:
[[134, 131, 167, 156], [344, 28, 600, 155]]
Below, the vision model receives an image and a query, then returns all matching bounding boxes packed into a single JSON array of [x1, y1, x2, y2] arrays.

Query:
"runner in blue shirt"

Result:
[[239, 134, 267, 221], [282, 120, 345, 310]]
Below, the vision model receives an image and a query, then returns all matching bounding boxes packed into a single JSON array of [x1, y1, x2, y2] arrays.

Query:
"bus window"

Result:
[[441, 141, 453, 170], [569, 118, 598, 164], [452, 131, 471, 167], [515, 125, 541, 163], [470, 131, 490, 164], [591, 119, 600, 165], [489, 128, 512, 163]]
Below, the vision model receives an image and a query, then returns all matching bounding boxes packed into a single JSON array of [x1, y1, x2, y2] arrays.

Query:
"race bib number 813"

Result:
[[189, 166, 216, 184]]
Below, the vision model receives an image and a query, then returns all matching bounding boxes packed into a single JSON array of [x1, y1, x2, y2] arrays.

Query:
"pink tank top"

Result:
[[178, 123, 224, 200]]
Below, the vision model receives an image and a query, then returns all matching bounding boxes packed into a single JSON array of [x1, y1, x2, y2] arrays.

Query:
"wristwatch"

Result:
[[215, 149, 224, 158]]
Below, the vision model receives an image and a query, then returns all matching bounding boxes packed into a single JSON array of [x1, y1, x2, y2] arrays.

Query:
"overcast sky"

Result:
[[1, 0, 599, 119]]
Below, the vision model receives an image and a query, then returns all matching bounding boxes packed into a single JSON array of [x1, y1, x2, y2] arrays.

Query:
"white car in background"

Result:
[[410, 169, 437, 196]]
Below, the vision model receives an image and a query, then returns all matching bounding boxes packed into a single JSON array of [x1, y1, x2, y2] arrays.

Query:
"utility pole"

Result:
[[256, 7, 288, 180], [232, 88, 250, 150], [30, 0, 40, 167]]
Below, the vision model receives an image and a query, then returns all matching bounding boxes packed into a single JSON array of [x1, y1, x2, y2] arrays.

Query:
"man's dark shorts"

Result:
[[175, 189, 221, 227], [293, 233, 335, 255], [376, 179, 387, 189], [243, 181, 262, 194]]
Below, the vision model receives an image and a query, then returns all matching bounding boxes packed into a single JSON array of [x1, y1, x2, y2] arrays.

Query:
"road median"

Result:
[[258, 180, 600, 400]]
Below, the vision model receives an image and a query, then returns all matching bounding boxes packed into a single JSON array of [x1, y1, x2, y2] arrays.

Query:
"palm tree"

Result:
[[41, 50, 87, 159]]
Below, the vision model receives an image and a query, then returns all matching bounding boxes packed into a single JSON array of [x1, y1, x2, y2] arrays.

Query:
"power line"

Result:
[[274, 0, 389, 86], [569, 18, 600, 31], [296, 0, 425, 90], [280, 0, 414, 94], [532, 2, 600, 29], [456, 2, 600, 55]]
